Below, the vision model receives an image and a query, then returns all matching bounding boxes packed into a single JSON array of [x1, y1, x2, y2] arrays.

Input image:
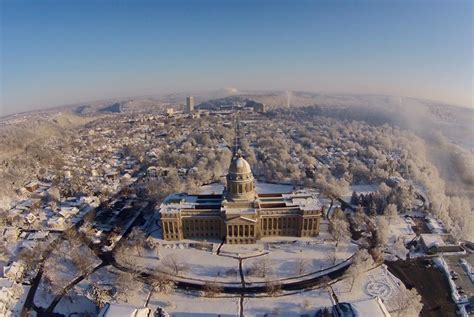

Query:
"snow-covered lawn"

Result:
[[121, 219, 358, 285], [381, 215, 415, 245], [131, 247, 241, 283], [243, 238, 357, 283]]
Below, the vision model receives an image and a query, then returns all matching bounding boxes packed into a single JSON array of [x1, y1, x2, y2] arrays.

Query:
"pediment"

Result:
[[225, 216, 257, 224]]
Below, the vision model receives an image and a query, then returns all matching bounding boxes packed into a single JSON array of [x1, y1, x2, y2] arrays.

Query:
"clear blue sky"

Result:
[[1, 0, 472, 115]]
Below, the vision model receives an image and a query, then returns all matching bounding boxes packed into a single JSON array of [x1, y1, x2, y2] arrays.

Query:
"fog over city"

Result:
[[0, 1, 473, 317]]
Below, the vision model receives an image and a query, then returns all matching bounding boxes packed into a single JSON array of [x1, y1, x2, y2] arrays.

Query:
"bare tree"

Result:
[[17, 242, 48, 274], [115, 270, 140, 302], [251, 258, 272, 278], [125, 227, 147, 257], [162, 254, 189, 276], [88, 282, 112, 309], [265, 279, 282, 297], [328, 247, 337, 265], [42, 255, 69, 297], [145, 273, 176, 306], [70, 246, 97, 275], [203, 281, 223, 297], [295, 258, 309, 275]]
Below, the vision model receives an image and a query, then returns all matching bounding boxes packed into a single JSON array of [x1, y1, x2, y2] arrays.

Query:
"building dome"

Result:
[[228, 156, 252, 175], [226, 152, 255, 201]]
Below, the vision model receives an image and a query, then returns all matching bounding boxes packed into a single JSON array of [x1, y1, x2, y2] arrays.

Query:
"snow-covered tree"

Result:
[[384, 203, 398, 224], [87, 283, 112, 309], [0, 242, 11, 262], [346, 249, 374, 291], [330, 216, 350, 247], [162, 254, 189, 276], [392, 237, 408, 260], [376, 216, 389, 246], [115, 270, 141, 302], [392, 287, 423, 317]]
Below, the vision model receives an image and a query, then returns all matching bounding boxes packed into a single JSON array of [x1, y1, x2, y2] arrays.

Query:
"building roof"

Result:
[[420, 234, 447, 248], [159, 190, 323, 215]]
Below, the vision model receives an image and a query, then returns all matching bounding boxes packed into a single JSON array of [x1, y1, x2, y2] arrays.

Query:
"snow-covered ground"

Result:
[[243, 230, 357, 283], [105, 264, 406, 316], [122, 219, 358, 285], [379, 215, 416, 245], [133, 246, 241, 283]]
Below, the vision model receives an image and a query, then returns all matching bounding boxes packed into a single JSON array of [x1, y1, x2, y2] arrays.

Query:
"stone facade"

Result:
[[159, 153, 323, 244]]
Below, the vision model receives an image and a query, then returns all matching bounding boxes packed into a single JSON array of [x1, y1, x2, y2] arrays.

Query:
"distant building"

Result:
[[185, 96, 195, 112], [159, 151, 322, 244], [244, 100, 266, 113], [419, 233, 463, 254], [166, 108, 174, 116]]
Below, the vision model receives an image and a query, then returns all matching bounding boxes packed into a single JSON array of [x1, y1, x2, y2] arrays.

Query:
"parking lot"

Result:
[[444, 254, 474, 307]]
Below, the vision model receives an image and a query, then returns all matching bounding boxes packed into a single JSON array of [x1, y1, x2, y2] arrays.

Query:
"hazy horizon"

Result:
[[1, 0, 473, 116]]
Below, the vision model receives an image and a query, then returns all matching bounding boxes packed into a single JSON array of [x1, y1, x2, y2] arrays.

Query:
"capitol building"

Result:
[[159, 152, 323, 244]]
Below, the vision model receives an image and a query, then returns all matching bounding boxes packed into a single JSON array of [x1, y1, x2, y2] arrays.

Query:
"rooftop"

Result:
[[159, 189, 322, 215]]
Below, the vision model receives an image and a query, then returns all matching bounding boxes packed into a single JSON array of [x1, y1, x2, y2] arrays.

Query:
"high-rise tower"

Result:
[[185, 96, 194, 112]]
